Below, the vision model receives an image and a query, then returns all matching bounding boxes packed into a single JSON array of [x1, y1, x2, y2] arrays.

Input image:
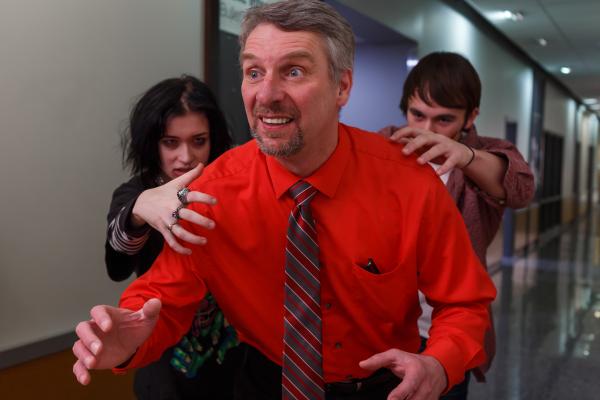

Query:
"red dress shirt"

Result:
[[379, 124, 534, 380], [118, 123, 497, 388]]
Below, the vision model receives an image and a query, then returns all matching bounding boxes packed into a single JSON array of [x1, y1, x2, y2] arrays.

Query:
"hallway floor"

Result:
[[470, 209, 600, 400]]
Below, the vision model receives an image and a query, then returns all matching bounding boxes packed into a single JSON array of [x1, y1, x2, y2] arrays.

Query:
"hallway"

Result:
[[471, 209, 600, 400]]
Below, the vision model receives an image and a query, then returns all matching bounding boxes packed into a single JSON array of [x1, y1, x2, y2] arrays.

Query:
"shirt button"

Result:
[[324, 303, 332, 310], [335, 342, 342, 349]]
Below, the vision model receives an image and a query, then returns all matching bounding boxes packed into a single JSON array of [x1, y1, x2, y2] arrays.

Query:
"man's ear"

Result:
[[336, 69, 353, 108], [464, 107, 479, 130]]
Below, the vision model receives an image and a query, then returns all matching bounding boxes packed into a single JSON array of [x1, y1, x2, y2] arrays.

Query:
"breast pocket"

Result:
[[349, 261, 417, 323]]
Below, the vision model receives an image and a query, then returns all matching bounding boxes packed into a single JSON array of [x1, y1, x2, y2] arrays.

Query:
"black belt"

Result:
[[325, 368, 400, 395], [236, 343, 401, 398]]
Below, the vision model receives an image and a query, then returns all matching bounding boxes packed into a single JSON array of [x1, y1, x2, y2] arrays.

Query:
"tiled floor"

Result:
[[470, 209, 600, 400]]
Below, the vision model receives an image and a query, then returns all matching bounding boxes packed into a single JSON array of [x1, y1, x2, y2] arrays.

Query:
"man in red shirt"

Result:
[[72, 1, 496, 399]]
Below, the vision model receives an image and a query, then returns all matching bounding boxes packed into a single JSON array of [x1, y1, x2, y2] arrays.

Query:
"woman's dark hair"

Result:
[[400, 52, 481, 119], [123, 75, 231, 184]]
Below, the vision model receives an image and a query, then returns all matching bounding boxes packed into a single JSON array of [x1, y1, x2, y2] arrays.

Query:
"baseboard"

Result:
[[0, 331, 76, 370]]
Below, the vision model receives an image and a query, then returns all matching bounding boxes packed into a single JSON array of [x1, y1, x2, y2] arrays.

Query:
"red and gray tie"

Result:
[[282, 181, 324, 400]]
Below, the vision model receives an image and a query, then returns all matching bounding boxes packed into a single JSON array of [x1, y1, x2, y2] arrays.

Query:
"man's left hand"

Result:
[[359, 348, 447, 400]]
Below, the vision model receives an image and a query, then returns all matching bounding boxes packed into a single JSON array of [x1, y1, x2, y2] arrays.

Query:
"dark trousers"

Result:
[[134, 345, 243, 400], [440, 371, 470, 400], [234, 344, 401, 400]]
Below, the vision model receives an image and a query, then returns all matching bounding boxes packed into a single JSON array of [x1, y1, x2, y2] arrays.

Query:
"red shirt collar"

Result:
[[266, 123, 350, 199]]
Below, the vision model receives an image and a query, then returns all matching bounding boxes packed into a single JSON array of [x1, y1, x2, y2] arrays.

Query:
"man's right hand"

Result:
[[72, 298, 161, 385], [360, 348, 447, 400]]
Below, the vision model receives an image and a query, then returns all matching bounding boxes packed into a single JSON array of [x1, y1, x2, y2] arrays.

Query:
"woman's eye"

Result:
[[161, 139, 178, 148], [194, 137, 207, 146]]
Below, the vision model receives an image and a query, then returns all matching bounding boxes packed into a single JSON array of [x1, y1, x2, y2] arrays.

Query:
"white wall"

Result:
[[544, 83, 577, 137], [0, 0, 203, 351], [337, 0, 533, 160]]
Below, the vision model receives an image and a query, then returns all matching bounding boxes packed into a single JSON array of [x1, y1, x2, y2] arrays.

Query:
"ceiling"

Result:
[[466, 0, 600, 114]]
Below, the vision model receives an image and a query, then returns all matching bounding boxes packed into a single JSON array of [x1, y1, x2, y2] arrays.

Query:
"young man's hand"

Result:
[[388, 126, 474, 176]]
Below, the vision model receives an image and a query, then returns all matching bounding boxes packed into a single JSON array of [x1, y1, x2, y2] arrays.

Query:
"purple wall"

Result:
[[341, 43, 410, 132]]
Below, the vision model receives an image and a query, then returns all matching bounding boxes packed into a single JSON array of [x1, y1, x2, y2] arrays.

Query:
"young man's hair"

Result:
[[238, 0, 355, 84], [400, 52, 481, 118]]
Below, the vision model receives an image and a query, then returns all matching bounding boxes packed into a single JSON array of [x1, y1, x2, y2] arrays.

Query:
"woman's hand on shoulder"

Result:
[[132, 164, 217, 255]]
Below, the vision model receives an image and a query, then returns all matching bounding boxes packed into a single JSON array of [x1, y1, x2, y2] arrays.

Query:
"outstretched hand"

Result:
[[389, 127, 473, 176], [132, 164, 217, 255], [360, 348, 447, 400], [72, 298, 162, 385]]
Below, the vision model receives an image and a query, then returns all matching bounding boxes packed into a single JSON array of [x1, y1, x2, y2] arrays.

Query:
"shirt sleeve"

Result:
[[107, 199, 151, 255], [105, 179, 152, 281], [417, 179, 497, 388], [115, 236, 209, 371], [468, 138, 535, 210]]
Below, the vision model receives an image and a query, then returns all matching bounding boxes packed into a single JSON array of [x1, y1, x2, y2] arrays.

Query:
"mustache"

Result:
[[253, 103, 298, 117]]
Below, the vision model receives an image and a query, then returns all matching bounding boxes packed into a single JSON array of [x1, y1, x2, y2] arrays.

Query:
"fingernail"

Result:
[[208, 221, 215, 229], [90, 341, 100, 355], [100, 319, 110, 331]]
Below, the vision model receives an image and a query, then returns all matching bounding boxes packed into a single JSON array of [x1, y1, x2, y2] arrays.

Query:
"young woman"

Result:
[[105, 75, 239, 399]]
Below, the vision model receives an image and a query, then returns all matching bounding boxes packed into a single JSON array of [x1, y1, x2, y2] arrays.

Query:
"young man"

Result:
[[72, 3, 496, 399], [381, 52, 534, 398]]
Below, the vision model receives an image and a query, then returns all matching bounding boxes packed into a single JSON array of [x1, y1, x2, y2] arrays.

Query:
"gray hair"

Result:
[[239, 0, 355, 83]]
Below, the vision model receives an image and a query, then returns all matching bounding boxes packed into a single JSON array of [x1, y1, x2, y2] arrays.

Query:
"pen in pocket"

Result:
[[362, 258, 380, 274]]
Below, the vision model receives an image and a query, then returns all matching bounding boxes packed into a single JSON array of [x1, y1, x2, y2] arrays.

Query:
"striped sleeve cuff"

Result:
[[108, 206, 151, 255]]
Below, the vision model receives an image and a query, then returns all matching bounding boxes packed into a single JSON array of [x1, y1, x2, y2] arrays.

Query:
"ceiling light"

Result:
[[489, 10, 524, 21], [538, 38, 547, 47], [583, 98, 598, 105], [406, 58, 419, 68], [511, 11, 524, 21], [560, 67, 571, 74]]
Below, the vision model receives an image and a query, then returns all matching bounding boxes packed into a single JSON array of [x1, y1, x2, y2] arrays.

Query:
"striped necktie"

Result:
[[282, 181, 324, 400]]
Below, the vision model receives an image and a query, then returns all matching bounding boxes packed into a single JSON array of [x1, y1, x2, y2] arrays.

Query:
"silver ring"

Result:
[[168, 221, 177, 232], [172, 204, 185, 220], [177, 187, 191, 205]]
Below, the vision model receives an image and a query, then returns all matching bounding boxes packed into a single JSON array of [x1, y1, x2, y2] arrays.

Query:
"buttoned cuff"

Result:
[[421, 335, 483, 391]]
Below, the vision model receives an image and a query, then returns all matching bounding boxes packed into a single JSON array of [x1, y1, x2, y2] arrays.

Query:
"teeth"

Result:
[[262, 117, 291, 124]]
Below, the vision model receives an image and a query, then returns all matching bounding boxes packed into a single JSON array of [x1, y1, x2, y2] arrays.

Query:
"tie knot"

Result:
[[288, 180, 317, 205]]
